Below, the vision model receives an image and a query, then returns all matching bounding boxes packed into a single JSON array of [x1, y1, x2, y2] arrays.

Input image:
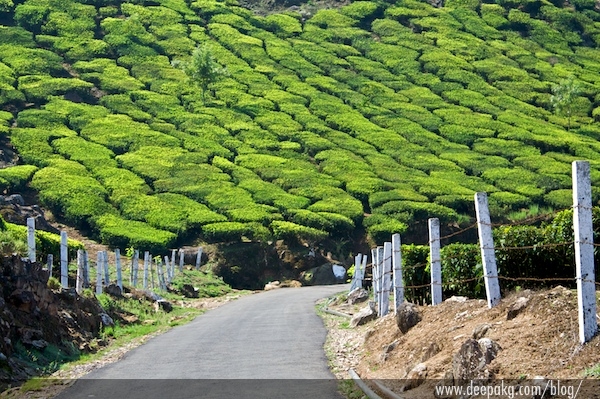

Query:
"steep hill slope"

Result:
[[1, 0, 600, 267]]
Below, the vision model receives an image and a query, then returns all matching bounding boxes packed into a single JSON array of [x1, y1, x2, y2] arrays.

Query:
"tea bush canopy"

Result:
[[1, 0, 600, 253]]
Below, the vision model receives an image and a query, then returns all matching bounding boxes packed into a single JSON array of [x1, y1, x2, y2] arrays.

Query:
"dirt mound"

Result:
[[325, 287, 600, 397], [0, 255, 106, 390]]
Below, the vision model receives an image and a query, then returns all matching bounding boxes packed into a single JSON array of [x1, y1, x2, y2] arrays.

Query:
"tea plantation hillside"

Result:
[[1, 0, 600, 256]]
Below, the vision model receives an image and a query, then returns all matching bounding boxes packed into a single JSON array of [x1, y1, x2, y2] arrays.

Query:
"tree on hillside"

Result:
[[551, 76, 582, 131], [172, 44, 227, 104]]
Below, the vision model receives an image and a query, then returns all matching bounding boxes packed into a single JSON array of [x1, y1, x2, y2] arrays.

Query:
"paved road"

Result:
[[56, 284, 349, 399]]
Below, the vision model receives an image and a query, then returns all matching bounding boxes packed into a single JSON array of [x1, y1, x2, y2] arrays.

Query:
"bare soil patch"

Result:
[[324, 287, 600, 398]]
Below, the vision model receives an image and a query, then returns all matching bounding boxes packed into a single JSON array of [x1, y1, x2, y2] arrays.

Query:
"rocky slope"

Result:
[[324, 287, 600, 398]]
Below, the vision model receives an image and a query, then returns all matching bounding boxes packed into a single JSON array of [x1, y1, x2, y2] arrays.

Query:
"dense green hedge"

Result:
[[3, 0, 600, 257]]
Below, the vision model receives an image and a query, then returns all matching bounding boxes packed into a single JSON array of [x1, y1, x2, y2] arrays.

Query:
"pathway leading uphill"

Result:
[[56, 284, 349, 399]]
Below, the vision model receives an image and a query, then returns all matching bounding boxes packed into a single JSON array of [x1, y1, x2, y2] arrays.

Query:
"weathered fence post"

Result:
[[76, 249, 84, 294], [27, 217, 35, 262], [164, 256, 171, 288], [377, 246, 384, 316], [350, 253, 363, 291], [143, 251, 150, 290], [361, 255, 367, 286], [392, 233, 404, 313], [196, 247, 203, 270], [115, 249, 122, 291], [573, 160, 598, 344], [371, 248, 378, 299], [60, 231, 68, 289], [429, 218, 442, 306], [171, 249, 177, 279], [96, 251, 103, 295], [179, 249, 184, 272], [132, 250, 139, 287], [47, 254, 53, 282], [381, 242, 392, 316], [83, 250, 89, 288], [475, 192, 501, 308], [103, 251, 110, 285]]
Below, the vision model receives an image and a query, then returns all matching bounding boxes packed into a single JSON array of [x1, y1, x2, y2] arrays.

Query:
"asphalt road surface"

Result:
[[56, 284, 349, 399]]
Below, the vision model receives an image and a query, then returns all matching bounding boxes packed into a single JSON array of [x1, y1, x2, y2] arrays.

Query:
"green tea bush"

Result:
[[94, 214, 176, 252], [369, 187, 429, 210], [93, 166, 151, 197], [116, 192, 227, 233], [18, 75, 93, 102], [270, 220, 328, 243], [472, 138, 541, 160], [365, 215, 408, 245], [100, 94, 153, 122], [226, 205, 281, 224], [0, 26, 36, 48], [263, 14, 302, 37], [74, 59, 144, 94], [0, 165, 38, 192], [81, 115, 180, 154], [440, 243, 483, 298], [10, 128, 68, 166], [201, 221, 251, 242], [482, 167, 547, 199], [439, 150, 510, 176], [32, 160, 116, 226], [52, 136, 117, 170], [375, 200, 458, 222], [438, 124, 495, 146]]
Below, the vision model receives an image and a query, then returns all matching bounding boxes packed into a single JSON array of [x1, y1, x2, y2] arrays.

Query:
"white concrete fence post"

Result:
[[83, 250, 89, 288], [143, 251, 150, 290], [381, 242, 392, 316], [572, 160, 598, 344], [60, 231, 68, 289], [179, 249, 184, 272], [361, 255, 367, 288], [392, 233, 404, 313], [371, 248, 378, 300], [377, 246, 384, 317], [171, 249, 177, 280], [96, 251, 103, 295], [475, 192, 501, 308], [115, 249, 122, 291], [196, 247, 203, 271], [163, 256, 170, 289], [76, 249, 84, 294], [429, 218, 442, 306], [47, 254, 53, 282], [103, 251, 110, 285], [132, 250, 139, 287], [27, 217, 35, 262], [350, 254, 362, 292]]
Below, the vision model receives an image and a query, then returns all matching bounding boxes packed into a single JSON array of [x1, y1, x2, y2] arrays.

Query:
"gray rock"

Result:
[[478, 338, 501, 364], [446, 296, 468, 303], [401, 363, 428, 391], [472, 323, 491, 340], [300, 263, 344, 286], [507, 296, 530, 320], [99, 312, 114, 327], [350, 302, 377, 328], [104, 283, 122, 297], [396, 302, 422, 334], [347, 287, 369, 305], [31, 339, 48, 351], [452, 339, 490, 382], [154, 299, 173, 313]]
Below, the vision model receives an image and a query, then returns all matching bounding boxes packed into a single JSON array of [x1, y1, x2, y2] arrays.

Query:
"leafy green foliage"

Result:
[[3, 0, 600, 258]]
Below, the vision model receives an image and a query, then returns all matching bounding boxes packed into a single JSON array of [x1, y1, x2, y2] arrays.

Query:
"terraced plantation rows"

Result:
[[1, 0, 600, 252]]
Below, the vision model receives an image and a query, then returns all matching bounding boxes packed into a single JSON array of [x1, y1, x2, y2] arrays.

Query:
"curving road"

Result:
[[56, 284, 349, 399]]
